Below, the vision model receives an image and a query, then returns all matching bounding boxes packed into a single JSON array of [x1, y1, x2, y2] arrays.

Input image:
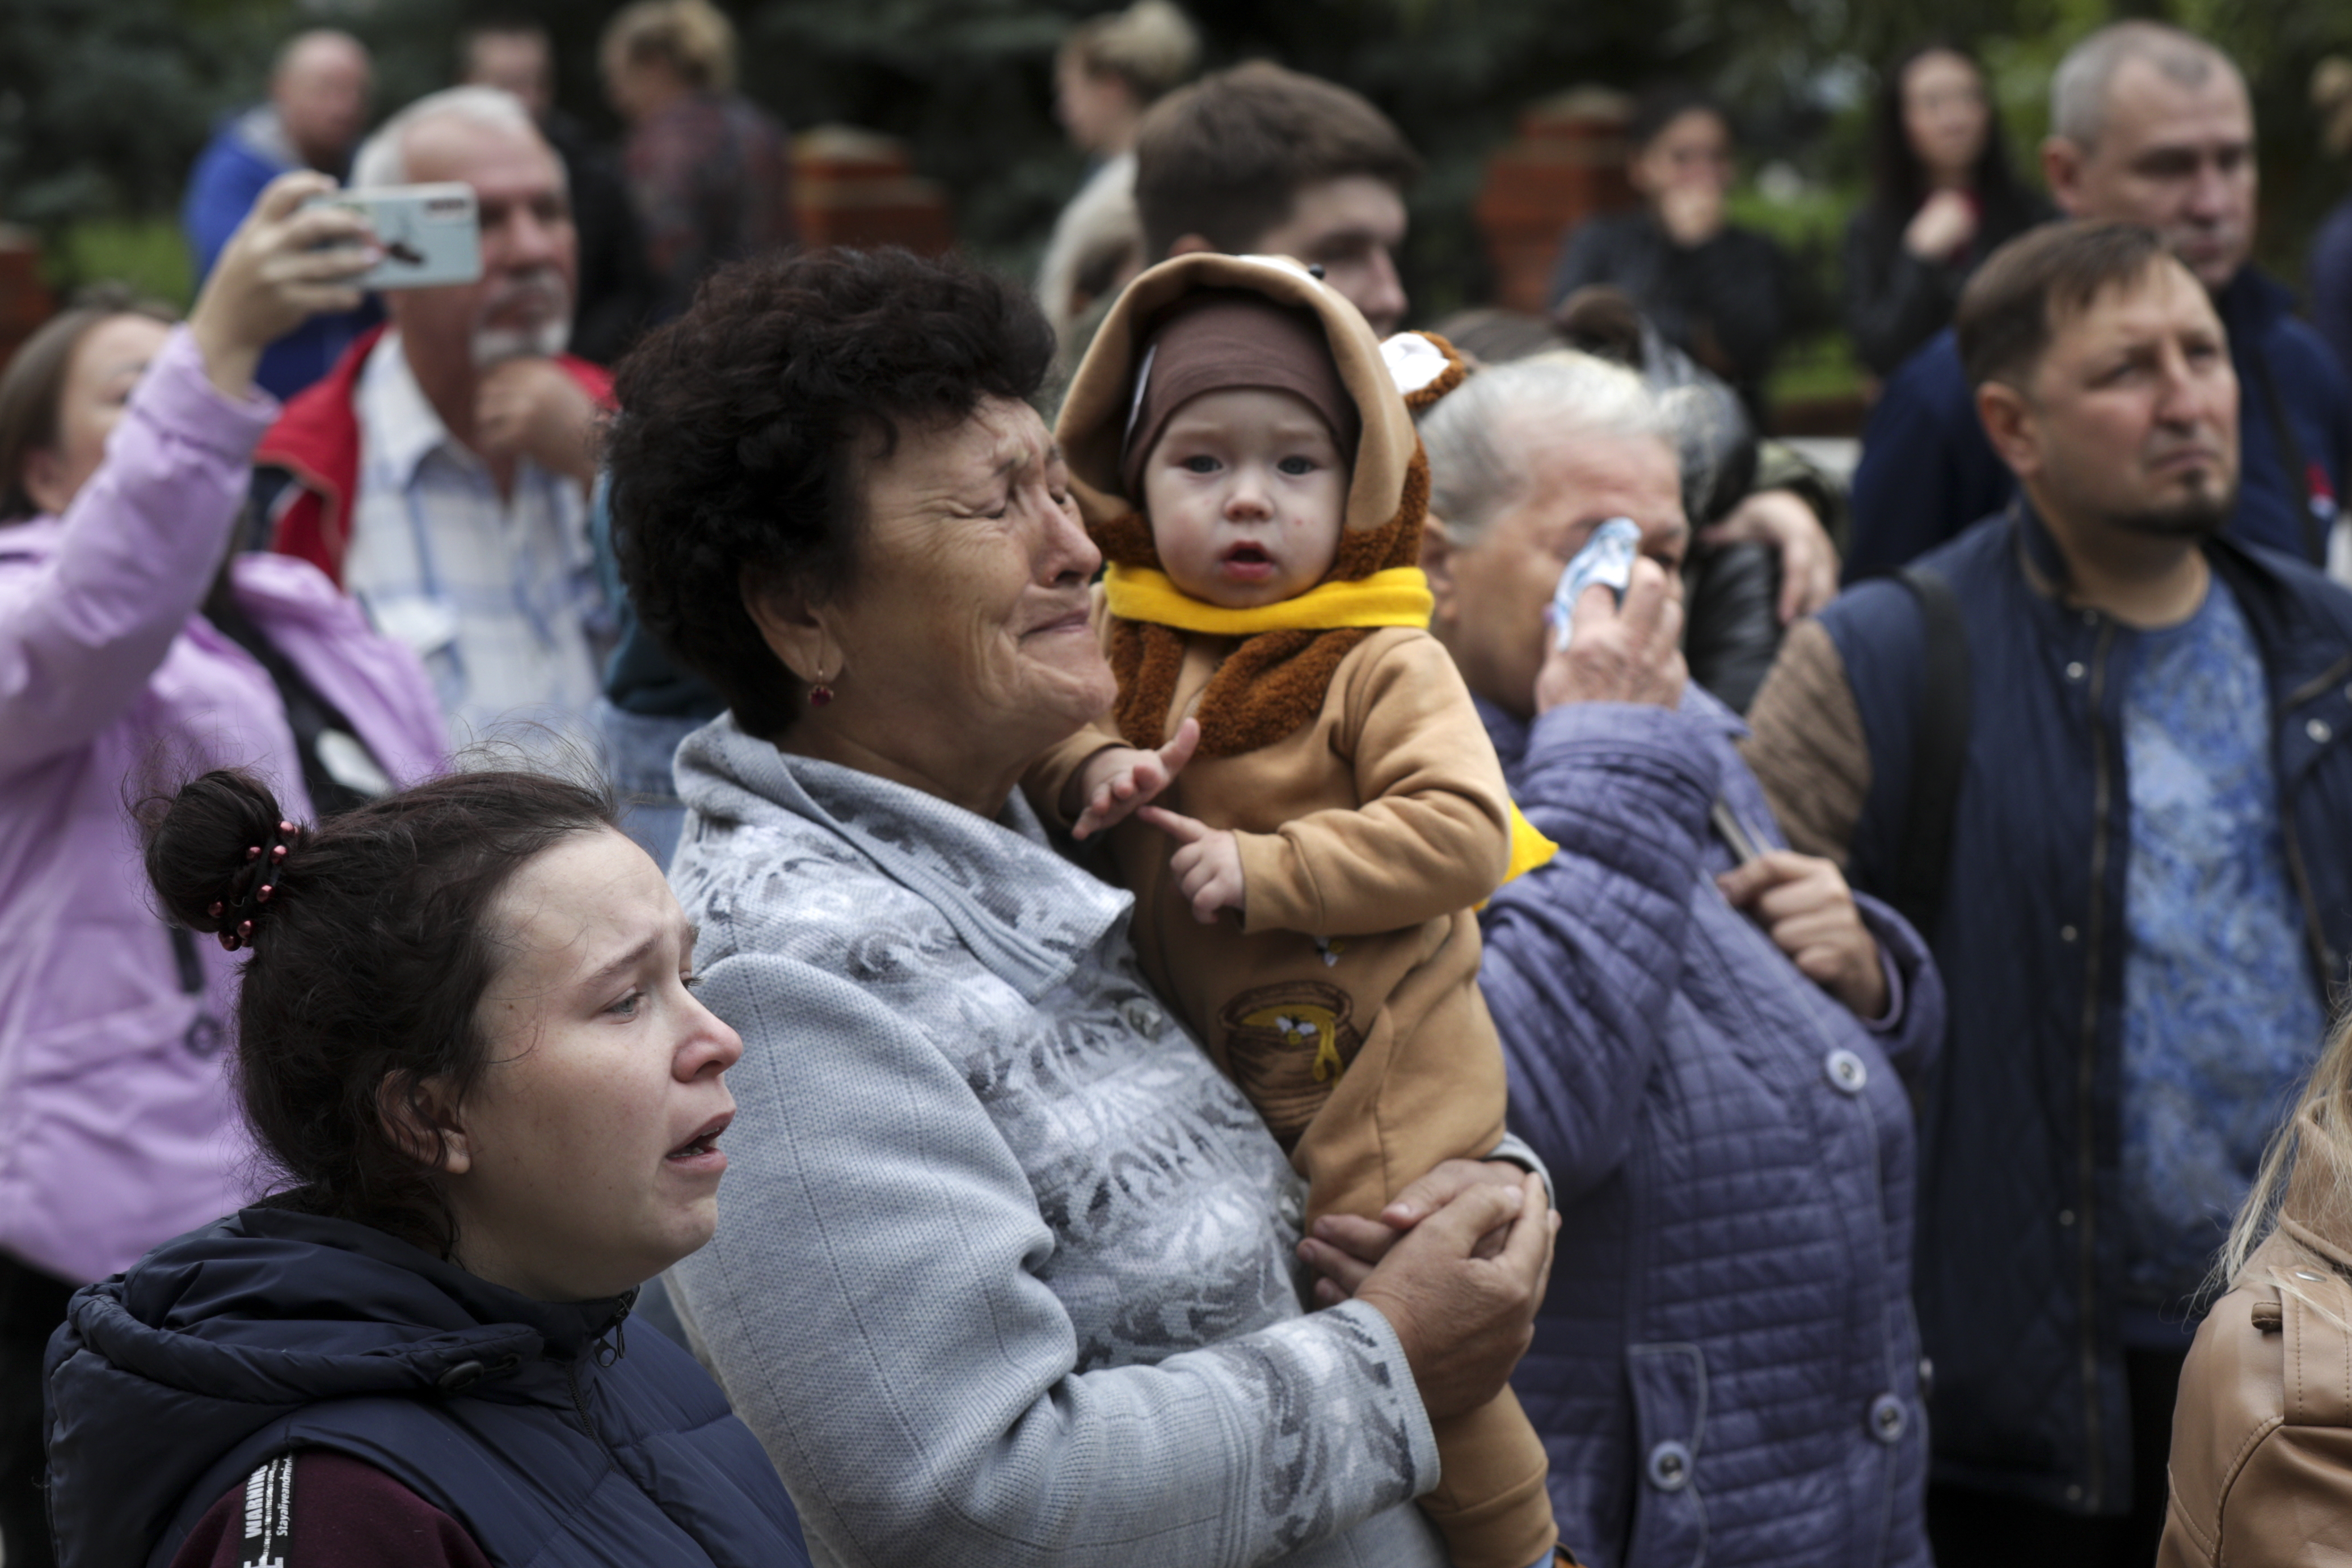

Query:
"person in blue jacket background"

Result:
[[1847, 22, 2351, 583], [181, 31, 383, 401]]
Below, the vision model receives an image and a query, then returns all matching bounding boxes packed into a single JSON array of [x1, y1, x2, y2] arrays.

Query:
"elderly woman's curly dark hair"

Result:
[[605, 247, 1059, 739]]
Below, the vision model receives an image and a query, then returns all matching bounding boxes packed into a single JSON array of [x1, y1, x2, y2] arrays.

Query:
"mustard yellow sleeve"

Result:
[[1236, 631, 1514, 938]]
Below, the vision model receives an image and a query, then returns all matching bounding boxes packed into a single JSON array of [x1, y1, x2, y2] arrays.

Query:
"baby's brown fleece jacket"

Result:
[[1030, 616, 1513, 1222]]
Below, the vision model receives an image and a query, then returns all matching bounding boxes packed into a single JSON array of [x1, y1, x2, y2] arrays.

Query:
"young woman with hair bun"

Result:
[[41, 765, 811, 1568], [1037, 0, 1202, 355], [0, 170, 443, 1568]]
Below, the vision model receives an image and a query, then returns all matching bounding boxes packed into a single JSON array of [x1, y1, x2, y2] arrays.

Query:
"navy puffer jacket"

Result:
[[1478, 688, 1944, 1568], [1811, 512, 2352, 1515], [43, 1205, 811, 1568]]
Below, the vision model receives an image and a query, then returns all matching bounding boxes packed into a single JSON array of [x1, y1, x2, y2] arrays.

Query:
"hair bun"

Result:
[[141, 770, 296, 945]]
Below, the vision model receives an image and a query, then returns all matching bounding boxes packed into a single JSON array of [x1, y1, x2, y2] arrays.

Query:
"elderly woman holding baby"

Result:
[[605, 246, 1556, 1568]]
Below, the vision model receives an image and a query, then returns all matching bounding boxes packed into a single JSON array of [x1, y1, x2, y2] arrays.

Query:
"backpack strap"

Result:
[[1887, 565, 1970, 942]]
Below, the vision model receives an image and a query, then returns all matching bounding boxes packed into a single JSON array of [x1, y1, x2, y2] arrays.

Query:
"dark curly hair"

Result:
[[141, 766, 617, 1258], [605, 247, 1059, 739]]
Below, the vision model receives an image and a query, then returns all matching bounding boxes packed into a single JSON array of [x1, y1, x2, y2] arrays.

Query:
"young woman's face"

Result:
[[22, 314, 172, 518], [1902, 50, 1990, 186], [443, 827, 742, 1301], [1629, 109, 1735, 202]]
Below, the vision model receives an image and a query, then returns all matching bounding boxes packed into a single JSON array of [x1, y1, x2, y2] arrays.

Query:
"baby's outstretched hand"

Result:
[[1072, 718, 1200, 840], [1140, 805, 1245, 924]]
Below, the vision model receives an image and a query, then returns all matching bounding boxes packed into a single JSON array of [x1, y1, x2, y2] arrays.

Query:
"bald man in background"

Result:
[[183, 30, 381, 399]]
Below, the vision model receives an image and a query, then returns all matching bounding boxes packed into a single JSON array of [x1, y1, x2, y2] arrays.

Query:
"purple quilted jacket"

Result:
[[0, 327, 446, 1284], [1479, 688, 1941, 1568]]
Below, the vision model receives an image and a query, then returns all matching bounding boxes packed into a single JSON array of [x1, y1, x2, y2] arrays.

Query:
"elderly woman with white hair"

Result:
[[1402, 351, 1948, 1568]]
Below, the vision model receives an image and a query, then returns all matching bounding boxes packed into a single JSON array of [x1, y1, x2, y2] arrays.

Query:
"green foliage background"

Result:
[[5, 0, 2348, 330]]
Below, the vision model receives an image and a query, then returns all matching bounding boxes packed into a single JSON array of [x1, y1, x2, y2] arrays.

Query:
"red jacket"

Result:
[[253, 326, 614, 585]]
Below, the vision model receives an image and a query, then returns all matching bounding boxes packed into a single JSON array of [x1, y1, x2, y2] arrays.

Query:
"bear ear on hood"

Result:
[[1381, 331, 1469, 414]]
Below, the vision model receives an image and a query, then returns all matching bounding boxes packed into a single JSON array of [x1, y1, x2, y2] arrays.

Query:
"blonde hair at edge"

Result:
[[2216, 1007, 2352, 1308], [604, 0, 739, 95], [1064, 0, 1200, 103]]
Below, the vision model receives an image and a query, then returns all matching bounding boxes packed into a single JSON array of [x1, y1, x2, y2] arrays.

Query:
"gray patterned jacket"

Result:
[[666, 715, 1451, 1568]]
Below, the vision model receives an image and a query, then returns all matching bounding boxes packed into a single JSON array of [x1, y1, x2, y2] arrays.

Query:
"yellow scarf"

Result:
[[1103, 563, 1434, 635], [1101, 563, 1559, 887], [1500, 804, 1559, 887]]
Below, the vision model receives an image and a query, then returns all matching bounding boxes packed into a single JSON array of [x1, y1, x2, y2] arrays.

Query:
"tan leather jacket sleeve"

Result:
[[1738, 617, 1872, 871], [2161, 1247, 2352, 1567], [1236, 633, 1513, 938]]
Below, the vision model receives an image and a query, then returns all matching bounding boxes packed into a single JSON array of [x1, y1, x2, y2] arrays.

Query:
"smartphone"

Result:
[[306, 183, 482, 290], [1548, 516, 1642, 650]]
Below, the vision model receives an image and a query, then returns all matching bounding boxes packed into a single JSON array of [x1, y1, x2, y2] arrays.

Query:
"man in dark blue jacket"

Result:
[[1846, 22, 2351, 580], [1746, 221, 2352, 1567]]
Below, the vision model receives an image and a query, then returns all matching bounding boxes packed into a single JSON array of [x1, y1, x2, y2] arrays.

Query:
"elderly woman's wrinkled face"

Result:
[[1432, 428, 1688, 721], [823, 396, 1114, 775]]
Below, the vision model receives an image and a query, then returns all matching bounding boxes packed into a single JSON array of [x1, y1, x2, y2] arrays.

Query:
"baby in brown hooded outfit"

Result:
[[1028, 253, 1558, 1568]]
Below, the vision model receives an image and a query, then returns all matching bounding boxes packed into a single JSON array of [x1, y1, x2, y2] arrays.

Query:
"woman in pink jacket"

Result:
[[0, 172, 446, 1568]]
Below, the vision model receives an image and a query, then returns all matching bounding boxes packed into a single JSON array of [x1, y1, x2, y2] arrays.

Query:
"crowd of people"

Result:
[[3, 6, 2352, 1568]]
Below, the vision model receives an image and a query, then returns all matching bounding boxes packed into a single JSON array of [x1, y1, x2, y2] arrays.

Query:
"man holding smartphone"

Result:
[[251, 86, 611, 753]]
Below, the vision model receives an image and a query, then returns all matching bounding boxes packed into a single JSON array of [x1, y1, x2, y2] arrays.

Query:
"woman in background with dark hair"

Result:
[[0, 172, 443, 1568], [43, 766, 811, 1568], [1546, 85, 1795, 421], [1843, 43, 2050, 379]]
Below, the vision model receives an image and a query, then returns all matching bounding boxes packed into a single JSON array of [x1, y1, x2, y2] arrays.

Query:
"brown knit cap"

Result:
[[1118, 290, 1361, 499], [1056, 253, 1468, 756]]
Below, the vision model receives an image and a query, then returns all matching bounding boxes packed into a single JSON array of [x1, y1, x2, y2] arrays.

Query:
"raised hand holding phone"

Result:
[[188, 171, 380, 398]]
